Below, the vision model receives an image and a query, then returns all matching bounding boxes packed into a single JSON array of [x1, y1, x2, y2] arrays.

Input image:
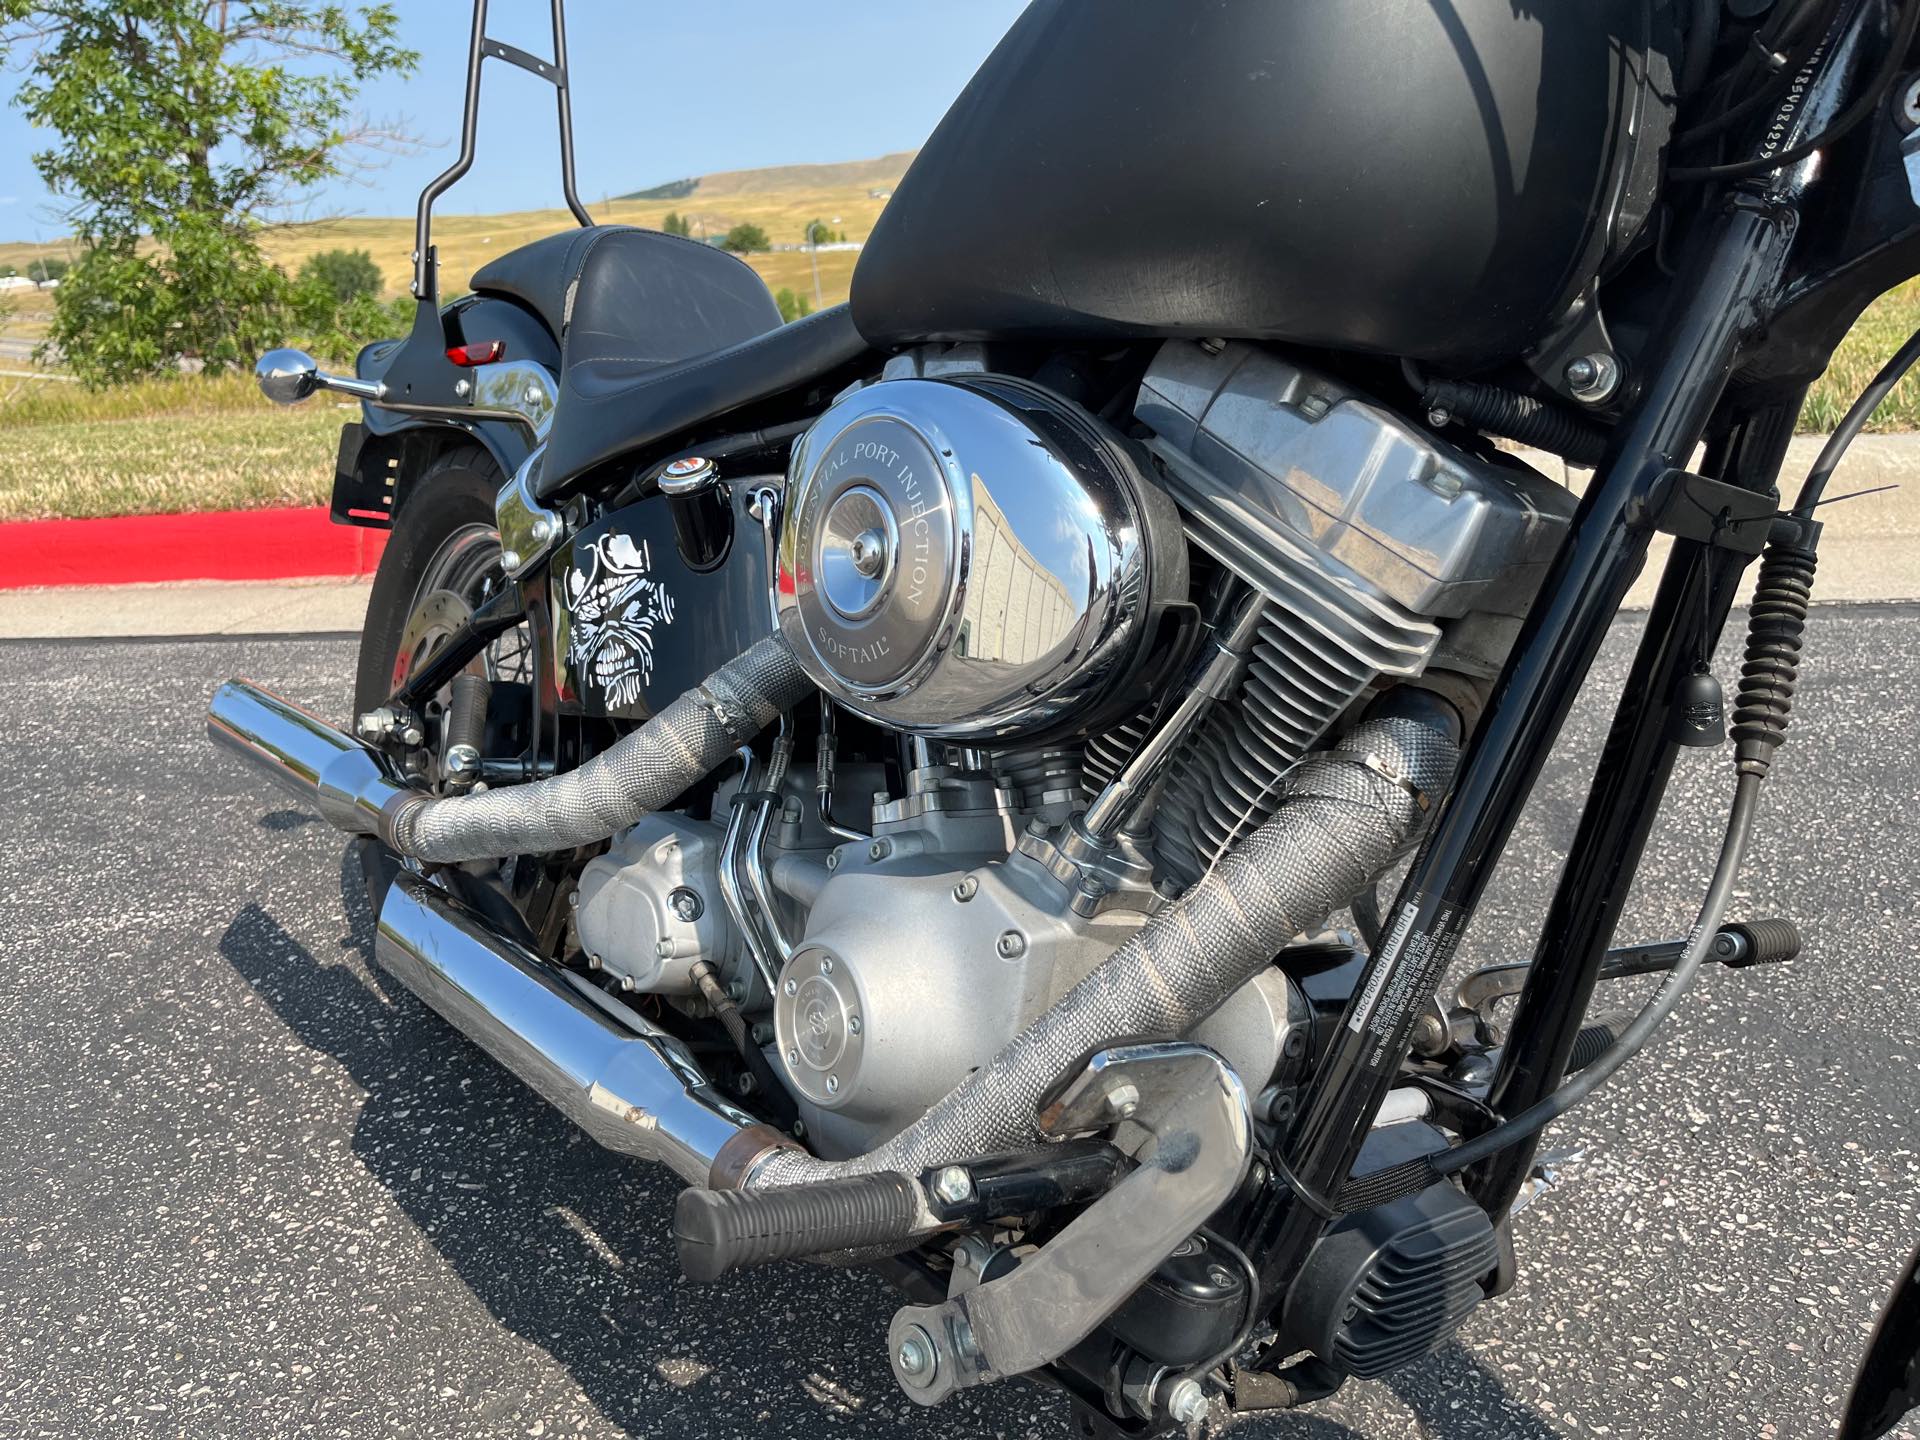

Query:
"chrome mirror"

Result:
[[255, 348, 320, 406]]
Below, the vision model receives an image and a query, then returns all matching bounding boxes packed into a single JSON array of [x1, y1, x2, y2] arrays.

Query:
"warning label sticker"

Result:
[[1344, 893, 1469, 1073]]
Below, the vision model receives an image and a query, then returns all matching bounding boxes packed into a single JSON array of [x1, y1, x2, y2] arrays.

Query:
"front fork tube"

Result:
[[1239, 191, 1806, 1305], [1467, 401, 1802, 1218]]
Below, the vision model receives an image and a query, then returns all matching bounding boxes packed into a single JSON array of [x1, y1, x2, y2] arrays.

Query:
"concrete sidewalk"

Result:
[[1517, 432, 1920, 609], [1, 434, 1915, 640], [0, 575, 371, 639]]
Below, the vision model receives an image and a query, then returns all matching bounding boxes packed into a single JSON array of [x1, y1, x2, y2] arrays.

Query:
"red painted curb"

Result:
[[0, 507, 387, 590]]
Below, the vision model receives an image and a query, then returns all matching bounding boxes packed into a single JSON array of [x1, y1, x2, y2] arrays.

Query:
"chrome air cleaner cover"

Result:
[[778, 376, 1181, 740]]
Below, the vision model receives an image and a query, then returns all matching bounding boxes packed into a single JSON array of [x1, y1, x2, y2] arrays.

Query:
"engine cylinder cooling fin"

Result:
[[1152, 600, 1433, 891]]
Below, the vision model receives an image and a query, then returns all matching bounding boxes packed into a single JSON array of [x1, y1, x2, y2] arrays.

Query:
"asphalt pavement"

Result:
[[1, 609, 1917, 1440]]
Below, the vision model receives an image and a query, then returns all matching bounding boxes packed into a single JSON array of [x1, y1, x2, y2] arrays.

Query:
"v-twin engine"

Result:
[[571, 339, 1574, 1152]]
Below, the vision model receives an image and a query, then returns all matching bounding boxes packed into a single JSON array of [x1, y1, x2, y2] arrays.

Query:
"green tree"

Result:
[[774, 287, 812, 324], [803, 218, 833, 247], [297, 248, 383, 305], [0, 4, 416, 384], [661, 211, 693, 238], [721, 223, 770, 255]]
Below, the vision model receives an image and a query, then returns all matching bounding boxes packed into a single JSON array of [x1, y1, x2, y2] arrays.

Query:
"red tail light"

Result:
[[446, 340, 506, 366]]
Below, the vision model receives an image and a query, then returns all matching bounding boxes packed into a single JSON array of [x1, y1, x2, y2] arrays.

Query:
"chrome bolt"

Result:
[[529, 513, 557, 544], [1427, 407, 1452, 429], [525, 383, 544, 407], [826, 850, 841, 871], [1165, 1377, 1208, 1425], [932, 1166, 974, 1205], [953, 876, 978, 902], [586, 953, 603, 971], [787, 1048, 799, 1065], [618, 975, 636, 993], [1107, 1080, 1141, 1119], [1298, 393, 1331, 420], [653, 939, 673, 959], [1903, 75, 1920, 127], [1025, 816, 1049, 837], [567, 890, 581, 909], [896, 1327, 937, 1388], [848, 1015, 862, 1035], [453, 377, 472, 399], [668, 886, 703, 922], [995, 930, 1027, 959], [443, 742, 480, 780], [398, 720, 425, 747], [783, 977, 798, 996], [1207, 1265, 1237, 1289], [868, 838, 892, 861], [825, 1074, 840, 1094], [1564, 351, 1621, 404], [354, 707, 394, 742], [500, 548, 523, 572], [819, 955, 834, 974]]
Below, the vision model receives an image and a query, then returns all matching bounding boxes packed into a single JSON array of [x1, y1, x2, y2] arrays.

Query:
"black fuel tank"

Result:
[[852, 1, 1674, 367]]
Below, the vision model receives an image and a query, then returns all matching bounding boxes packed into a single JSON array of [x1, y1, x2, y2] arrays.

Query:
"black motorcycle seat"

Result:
[[538, 303, 873, 497], [470, 225, 780, 368]]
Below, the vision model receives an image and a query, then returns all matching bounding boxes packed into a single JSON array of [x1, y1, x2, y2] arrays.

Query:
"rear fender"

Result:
[[333, 294, 560, 529]]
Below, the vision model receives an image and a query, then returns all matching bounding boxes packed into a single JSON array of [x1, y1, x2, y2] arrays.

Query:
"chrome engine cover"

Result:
[[777, 377, 1179, 741]]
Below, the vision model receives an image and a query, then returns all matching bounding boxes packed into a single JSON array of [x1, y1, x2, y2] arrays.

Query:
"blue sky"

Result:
[[0, 2, 1027, 244]]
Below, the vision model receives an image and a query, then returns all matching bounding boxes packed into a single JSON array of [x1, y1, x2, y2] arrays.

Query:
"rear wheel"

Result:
[[353, 444, 532, 724]]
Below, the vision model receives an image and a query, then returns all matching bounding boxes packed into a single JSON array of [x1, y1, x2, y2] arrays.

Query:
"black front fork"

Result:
[[1238, 99, 1849, 1309]]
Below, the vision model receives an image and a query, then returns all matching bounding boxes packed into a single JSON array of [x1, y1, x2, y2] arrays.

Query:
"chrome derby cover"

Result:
[[778, 376, 1179, 740]]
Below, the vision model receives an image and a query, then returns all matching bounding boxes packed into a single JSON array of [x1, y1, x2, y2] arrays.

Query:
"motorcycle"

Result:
[[210, 1, 1920, 1433]]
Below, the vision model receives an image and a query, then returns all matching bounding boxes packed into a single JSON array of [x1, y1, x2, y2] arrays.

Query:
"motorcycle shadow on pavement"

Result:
[[212, 842, 1560, 1440]]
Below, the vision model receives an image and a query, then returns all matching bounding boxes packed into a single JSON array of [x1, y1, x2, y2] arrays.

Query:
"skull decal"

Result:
[[564, 532, 677, 709]]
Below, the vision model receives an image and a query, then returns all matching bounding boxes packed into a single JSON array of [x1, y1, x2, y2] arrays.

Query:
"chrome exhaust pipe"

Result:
[[208, 680, 411, 838], [374, 871, 780, 1188]]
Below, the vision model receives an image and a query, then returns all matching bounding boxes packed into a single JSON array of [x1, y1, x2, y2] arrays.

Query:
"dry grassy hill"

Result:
[[0, 152, 916, 324]]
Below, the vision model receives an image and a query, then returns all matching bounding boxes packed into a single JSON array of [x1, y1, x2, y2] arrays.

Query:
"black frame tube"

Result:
[[411, 0, 592, 303], [1242, 0, 1885, 1305]]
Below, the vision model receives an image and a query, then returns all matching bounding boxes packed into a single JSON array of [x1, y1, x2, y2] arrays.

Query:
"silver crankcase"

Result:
[[769, 764, 1305, 1157], [572, 815, 740, 994]]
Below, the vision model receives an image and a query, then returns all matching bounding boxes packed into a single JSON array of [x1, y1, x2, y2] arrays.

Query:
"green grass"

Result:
[[0, 386, 341, 521], [1803, 278, 1920, 432]]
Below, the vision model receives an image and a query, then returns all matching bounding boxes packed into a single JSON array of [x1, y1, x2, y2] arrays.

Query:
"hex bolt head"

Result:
[[1165, 1377, 1208, 1425], [668, 886, 704, 922], [995, 930, 1028, 959], [896, 1327, 937, 1387], [931, 1166, 974, 1206], [1564, 351, 1621, 405], [618, 975, 636, 992], [653, 939, 674, 959], [1107, 1080, 1141, 1119]]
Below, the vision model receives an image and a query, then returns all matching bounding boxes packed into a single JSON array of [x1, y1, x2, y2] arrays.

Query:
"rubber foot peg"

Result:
[[1720, 917, 1802, 968], [673, 1172, 922, 1283]]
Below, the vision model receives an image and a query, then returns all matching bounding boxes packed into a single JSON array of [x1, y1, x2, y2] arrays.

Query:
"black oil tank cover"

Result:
[[553, 484, 773, 720], [852, 0, 1673, 367]]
